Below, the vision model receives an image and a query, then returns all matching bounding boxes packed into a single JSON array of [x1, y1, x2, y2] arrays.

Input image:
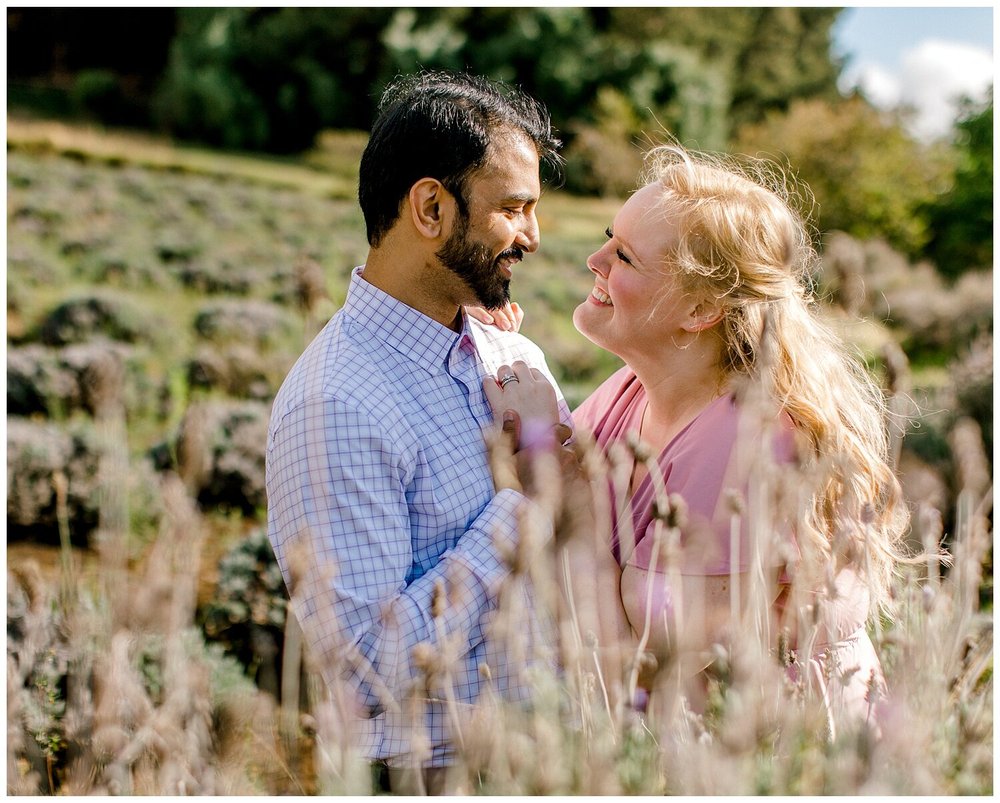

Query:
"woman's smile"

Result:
[[589, 286, 613, 306]]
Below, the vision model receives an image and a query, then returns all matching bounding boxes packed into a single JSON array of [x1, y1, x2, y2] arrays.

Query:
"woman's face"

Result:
[[573, 183, 697, 360]]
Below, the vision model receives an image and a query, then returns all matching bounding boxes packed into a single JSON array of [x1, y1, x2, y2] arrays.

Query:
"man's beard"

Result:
[[436, 213, 522, 310]]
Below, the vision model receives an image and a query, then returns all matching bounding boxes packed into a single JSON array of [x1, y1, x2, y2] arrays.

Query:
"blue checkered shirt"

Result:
[[266, 267, 569, 766]]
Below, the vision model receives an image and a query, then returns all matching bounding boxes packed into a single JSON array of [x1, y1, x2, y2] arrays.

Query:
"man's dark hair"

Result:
[[359, 71, 563, 247]]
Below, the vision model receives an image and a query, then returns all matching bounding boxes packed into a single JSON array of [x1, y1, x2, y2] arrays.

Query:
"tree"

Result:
[[154, 8, 396, 152], [923, 93, 994, 278], [734, 96, 952, 256]]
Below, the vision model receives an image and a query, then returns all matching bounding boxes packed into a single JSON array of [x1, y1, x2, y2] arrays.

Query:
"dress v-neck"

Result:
[[627, 391, 728, 501]]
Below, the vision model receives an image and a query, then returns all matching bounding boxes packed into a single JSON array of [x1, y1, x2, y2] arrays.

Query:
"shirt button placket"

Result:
[[451, 335, 491, 425]]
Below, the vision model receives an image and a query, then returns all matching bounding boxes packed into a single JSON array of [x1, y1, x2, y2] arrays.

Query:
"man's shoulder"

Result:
[[466, 317, 546, 365], [271, 313, 395, 420]]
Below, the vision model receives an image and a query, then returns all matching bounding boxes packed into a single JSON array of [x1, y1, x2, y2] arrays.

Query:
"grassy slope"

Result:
[[7, 117, 626, 410]]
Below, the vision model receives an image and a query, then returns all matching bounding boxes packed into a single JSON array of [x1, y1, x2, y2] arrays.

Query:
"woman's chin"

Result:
[[572, 306, 613, 353]]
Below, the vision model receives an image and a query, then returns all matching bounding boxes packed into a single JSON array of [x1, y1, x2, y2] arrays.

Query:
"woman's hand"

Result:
[[482, 360, 562, 451], [464, 301, 524, 332]]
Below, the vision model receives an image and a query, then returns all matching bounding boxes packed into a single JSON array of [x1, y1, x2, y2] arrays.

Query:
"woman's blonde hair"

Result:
[[642, 144, 909, 613]]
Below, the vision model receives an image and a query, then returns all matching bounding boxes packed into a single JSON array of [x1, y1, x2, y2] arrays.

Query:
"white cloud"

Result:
[[847, 40, 993, 141]]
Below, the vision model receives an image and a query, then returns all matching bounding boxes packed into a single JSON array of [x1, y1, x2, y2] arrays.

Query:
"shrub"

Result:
[[6, 477, 300, 795], [171, 400, 270, 513], [192, 299, 297, 349], [35, 295, 148, 347], [7, 342, 159, 420], [7, 417, 103, 545], [200, 527, 291, 698], [186, 344, 293, 401], [734, 97, 952, 258], [563, 88, 645, 198], [6, 417, 163, 548], [71, 69, 135, 125]]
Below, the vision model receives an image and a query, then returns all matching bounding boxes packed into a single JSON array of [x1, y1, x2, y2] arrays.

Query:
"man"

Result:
[[265, 72, 570, 790]]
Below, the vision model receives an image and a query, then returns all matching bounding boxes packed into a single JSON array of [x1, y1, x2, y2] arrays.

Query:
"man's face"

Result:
[[436, 133, 541, 310]]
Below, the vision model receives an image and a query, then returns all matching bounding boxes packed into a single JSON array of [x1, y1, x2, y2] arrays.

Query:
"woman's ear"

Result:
[[408, 178, 454, 239], [682, 300, 724, 333]]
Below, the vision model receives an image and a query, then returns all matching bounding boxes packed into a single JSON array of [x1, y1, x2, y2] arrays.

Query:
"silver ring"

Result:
[[499, 374, 519, 389]]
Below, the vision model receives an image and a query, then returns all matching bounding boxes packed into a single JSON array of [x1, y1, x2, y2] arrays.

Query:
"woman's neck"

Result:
[[628, 337, 727, 450]]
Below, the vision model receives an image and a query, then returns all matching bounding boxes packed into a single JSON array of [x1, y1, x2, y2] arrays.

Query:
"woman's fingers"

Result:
[[508, 302, 524, 332], [464, 305, 494, 325], [465, 302, 523, 331]]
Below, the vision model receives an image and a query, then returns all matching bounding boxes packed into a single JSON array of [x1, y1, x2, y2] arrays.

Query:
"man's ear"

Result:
[[682, 299, 724, 333], [408, 178, 454, 239]]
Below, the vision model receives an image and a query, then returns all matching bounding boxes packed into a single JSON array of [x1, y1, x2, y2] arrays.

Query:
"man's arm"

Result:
[[266, 395, 526, 716]]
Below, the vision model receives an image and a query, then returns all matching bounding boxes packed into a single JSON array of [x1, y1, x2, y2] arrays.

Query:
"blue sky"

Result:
[[832, 6, 994, 139]]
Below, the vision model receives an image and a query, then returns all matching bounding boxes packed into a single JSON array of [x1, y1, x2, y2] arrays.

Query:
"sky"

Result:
[[832, 6, 994, 140]]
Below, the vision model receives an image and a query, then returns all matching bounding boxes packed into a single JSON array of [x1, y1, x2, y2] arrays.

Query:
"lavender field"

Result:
[[6, 120, 992, 795]]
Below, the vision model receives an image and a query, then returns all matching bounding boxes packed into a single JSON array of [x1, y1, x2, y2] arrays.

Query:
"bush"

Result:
[[6, 483, 295, 795], [734, 97, 952, 258], [186, 344, 293, 401], [6, 417, 163, 548], [154, 8, 395, 152], [923, 96, 993, 279], [171, 400, 270, 513], [192, 299, 297, 349], [563, 88, 645, 198], [201, 527, 291, 697], [71, 69, 137, 125], [7, 342, 159, 420], [36, 295, 149, 347], [7, 417, 103, 545]]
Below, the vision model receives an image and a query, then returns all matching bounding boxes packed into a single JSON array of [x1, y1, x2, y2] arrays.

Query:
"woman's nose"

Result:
[[587, 244, 610, 278]]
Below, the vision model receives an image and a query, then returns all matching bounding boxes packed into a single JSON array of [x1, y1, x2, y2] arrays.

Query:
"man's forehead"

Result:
[[473, 134, 540, 194]]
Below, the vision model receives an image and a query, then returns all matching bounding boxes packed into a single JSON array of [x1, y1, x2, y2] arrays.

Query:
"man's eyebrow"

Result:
[[501, 192, 538, 205]]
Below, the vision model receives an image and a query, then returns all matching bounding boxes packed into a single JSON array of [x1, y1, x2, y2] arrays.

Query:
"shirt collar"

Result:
[[343, 266, 473, 372]]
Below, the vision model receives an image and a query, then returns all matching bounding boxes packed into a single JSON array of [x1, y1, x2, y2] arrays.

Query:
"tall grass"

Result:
[[8, 360, 991, 795]]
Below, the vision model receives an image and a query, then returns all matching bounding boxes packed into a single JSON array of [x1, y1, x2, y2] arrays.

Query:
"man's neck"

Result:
[[362, 248, 464, 332]]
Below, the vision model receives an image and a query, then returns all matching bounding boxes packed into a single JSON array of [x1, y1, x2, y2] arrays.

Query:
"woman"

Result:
[[480, 145, 909, 736]]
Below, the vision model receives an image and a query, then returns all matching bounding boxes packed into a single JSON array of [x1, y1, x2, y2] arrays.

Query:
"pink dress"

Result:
[[573, 366, 885, 736]]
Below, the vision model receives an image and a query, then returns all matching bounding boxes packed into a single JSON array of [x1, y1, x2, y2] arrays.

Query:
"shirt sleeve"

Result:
[[265, 395, 528, 717]]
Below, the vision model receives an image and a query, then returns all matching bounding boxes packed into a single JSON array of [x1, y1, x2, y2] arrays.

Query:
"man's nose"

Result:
[[515, 210, 540, 254]]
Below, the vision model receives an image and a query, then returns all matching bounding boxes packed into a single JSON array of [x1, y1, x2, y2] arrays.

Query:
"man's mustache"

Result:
[[495, 246, 524, 265]]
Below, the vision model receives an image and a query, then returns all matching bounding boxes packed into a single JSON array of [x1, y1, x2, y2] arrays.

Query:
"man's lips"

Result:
[[496, 249, 523, 278]]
